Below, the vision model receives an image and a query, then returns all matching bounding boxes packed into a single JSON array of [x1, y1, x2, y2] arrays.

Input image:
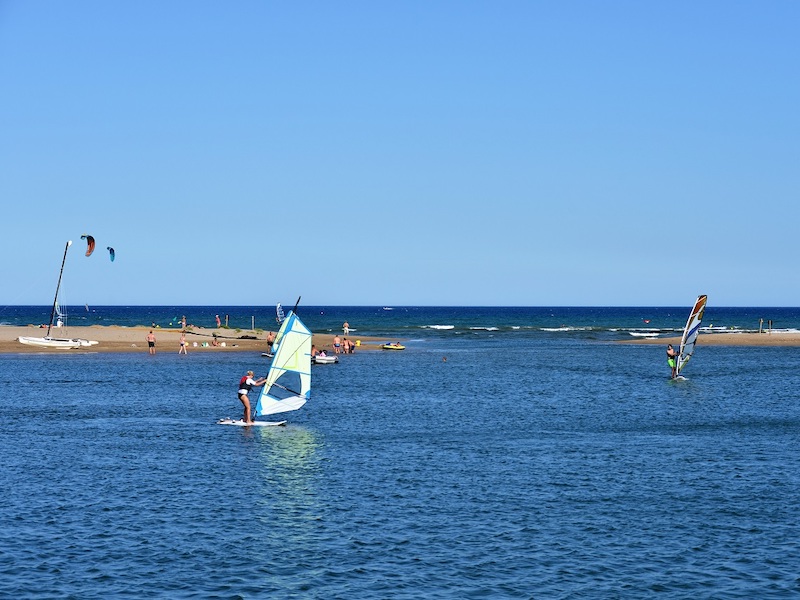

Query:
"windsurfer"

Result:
[[666, 344, 678, 379], [238, 370, 266, 424]]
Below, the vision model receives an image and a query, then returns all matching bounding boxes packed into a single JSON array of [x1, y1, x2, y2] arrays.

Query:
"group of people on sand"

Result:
[[145, 330, 225, 355], [331, 334, 356, 354], [145, 330, 190, 355]]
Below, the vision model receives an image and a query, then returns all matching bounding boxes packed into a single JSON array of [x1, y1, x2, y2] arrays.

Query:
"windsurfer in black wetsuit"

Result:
[[666, 344, 679, 379], [237, 370, 266, 424]]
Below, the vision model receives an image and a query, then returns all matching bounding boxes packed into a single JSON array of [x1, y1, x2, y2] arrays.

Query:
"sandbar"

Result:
[[621, 332, 800, 347], [0, 325, 388, 354]]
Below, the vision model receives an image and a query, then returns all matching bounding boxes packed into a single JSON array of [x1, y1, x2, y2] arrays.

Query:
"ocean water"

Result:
[[1, 307, 800, 598]]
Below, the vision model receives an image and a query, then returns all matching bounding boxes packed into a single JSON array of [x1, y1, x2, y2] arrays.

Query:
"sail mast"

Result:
[[47, 240, 72, 337]]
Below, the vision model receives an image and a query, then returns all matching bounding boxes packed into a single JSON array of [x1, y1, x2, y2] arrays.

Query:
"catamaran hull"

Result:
[[17, 336, 97, 349]]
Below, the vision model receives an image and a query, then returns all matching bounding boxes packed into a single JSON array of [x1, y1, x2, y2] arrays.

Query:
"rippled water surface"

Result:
[[2, 337, 800, 598]]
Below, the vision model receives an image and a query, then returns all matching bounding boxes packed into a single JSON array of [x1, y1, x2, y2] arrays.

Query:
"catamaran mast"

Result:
[[47, 240, 72, 337]]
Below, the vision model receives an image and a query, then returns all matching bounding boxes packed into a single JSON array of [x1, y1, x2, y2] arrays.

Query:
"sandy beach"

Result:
[[622, 332, 800, 347], [4, 324, 800, 353], [0, 325, 389, 354]]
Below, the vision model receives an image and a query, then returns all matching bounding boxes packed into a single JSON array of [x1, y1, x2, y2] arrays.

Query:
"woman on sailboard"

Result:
[[238, 370, 266, 425]]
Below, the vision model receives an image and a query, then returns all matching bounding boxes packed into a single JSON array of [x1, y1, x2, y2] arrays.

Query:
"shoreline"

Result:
[[4, 325, 800, 353], [619, 332, 800, 347], [0, 325, 390, 354]]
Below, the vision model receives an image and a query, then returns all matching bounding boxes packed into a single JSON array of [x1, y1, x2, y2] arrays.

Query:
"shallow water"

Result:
[[1, 336, 799, 598]]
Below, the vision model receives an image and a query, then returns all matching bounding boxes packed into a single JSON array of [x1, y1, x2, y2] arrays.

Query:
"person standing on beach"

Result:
[[266, 331, 276, 355], [238, 370, 266, 424], [215, 314, 221, 328], [333, 334, 342, 354], [147, 330, 156, 355], [666, 344, 678, 378], [179, 332, 187, 355], [343, 321, 350, 335]]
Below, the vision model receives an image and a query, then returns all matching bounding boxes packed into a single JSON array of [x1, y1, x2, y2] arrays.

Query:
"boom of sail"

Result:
[[254, 310, 312, 416], [676, 295, 707, 374]]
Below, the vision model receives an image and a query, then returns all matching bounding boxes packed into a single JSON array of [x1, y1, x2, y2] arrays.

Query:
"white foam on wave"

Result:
[[470, 326, 499, 331], [423, 324, 455, 330]]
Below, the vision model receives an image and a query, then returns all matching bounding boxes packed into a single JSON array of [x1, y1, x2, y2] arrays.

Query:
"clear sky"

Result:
[[1, 1, 798, 307]]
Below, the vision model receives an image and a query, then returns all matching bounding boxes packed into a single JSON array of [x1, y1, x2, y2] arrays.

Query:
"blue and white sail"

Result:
[[276, 303, 285, 324], [254, 311, 312, 416], [677, 295, 707, 375]]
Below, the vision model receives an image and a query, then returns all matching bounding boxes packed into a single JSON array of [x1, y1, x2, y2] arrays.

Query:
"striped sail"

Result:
[[255, 311, 312, 416], [677, 295, 707, 374]]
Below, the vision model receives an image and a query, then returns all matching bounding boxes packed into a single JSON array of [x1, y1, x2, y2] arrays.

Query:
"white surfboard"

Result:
[[217, 418, 287, 427]]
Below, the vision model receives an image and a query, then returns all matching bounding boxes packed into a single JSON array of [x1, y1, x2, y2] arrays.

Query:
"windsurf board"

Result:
[[217, 419, 287, 427]]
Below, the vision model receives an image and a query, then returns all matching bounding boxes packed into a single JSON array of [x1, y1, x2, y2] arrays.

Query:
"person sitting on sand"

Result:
[[238, 370, 266, 424]]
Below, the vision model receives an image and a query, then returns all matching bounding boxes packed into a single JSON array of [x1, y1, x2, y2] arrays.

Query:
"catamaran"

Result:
[[675, 294, 707, 379], [219, 308, 312, 426], [18, 240, 98, 349]]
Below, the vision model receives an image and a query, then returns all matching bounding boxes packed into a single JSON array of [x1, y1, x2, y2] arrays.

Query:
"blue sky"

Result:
[[1, 1, 798, 306]]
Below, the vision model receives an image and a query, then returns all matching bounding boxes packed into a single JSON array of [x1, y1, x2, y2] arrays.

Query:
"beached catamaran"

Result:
[[17, 240, 98, 349], [675, 294, 707, 379], [219, 308, 312, 426]]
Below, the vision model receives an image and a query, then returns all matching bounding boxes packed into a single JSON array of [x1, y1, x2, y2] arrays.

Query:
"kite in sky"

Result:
[[81, 234, 95, 257]]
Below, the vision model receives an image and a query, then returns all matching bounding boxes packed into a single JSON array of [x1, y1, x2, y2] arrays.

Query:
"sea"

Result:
[[1, 305, 799, 598]]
